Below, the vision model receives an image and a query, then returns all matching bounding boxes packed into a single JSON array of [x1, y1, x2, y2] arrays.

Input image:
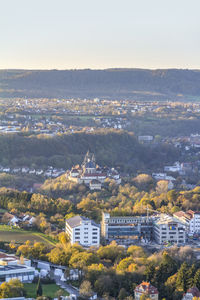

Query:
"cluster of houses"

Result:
[[0, 212, 35, 227], [0, 165, 65, 178], [5, 98, 200, 136], [163, 161, 194, 176], [152, 159, 199, 190], [67, 151, 121, 190], [94, 116, 128, 129]]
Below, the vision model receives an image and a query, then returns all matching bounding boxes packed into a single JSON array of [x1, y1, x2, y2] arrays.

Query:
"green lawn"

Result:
[[0, 225, 56, 246], [24, 283, 69, 298]]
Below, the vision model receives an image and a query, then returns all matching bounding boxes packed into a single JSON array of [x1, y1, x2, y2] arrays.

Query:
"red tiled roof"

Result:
[[187, 210, 200, 215], [82, 173, 106, 177], [135, 282, 158, 295], [174, 210, 194, 220]]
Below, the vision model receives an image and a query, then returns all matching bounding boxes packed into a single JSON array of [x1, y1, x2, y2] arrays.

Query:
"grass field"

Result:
[[0, 225, 56, 246], [24, 283, 69, 298]]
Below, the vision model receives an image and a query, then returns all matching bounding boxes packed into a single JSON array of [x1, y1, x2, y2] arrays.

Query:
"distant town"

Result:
[[1, 98, 200, 299]]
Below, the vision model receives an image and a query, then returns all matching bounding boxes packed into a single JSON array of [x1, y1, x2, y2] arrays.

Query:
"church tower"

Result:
[[82, 151, 96, 174]]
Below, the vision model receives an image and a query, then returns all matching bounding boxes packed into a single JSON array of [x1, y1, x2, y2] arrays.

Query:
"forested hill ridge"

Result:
[[1, 68, 200, 100], [0, 130, 179, 173]]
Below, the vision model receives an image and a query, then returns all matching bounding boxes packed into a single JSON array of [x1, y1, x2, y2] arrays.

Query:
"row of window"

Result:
[[75, 232, 98, 236], [0, 272, 35, 279], [75, 228, 98, 232], [161, 235, 184, 238]]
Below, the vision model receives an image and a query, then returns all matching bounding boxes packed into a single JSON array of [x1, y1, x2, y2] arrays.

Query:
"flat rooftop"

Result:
[[0, 265, 26, 271]]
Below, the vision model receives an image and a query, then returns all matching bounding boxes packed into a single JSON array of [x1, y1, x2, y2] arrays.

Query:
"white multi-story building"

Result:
[[173, 210, 200, 234], [153, 214, 186, 245], [66, 215, 100, 247]]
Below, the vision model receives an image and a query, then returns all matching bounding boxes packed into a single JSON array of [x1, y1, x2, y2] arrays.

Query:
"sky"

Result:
[[0, 0, 200, 70]]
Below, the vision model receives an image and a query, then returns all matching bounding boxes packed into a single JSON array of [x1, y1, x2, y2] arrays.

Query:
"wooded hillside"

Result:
[[0, 130, 179, 172], [1, 69, 200, 100]]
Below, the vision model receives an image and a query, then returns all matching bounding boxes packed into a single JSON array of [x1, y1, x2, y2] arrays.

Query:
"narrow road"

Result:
[[54, 275, 80, 297]]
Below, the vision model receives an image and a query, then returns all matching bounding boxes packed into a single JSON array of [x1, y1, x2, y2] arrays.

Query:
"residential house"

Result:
[[134, 282, 159, 300], [182, 287, 200, 299]]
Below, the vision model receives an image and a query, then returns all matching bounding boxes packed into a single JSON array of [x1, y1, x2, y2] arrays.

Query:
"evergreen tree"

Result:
[[36, 277, 43, 297], [187, 264, 196, 289], [156, 252, 177, 287], [145, 262, 156, 283], [176, 262, 189, 292], [194, 269, 200, 290], [118, 288, 127, 300]]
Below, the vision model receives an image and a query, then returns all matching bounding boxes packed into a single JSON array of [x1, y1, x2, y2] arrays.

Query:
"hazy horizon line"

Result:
[[1, 67, 200, 71]]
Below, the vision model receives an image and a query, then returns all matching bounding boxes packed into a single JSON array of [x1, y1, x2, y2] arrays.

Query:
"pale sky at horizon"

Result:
[[1, 0, 200, 70]]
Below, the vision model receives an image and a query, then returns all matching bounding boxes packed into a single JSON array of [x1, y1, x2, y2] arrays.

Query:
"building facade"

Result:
[[174, 210, 200, 234], [89, 179, 102, 190], [182, 287, 200, 300], [0, 252, 35, 284], [0, 265, 35, 283], [153, 214, 186, 245], [66, 215, 100, 247], [101, 212, 153, 242], [134, 282, 158, 300]]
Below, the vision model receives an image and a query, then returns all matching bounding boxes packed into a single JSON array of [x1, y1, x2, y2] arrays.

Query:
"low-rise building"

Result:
[[153, 214, 186, 245], [0, 252, 31, 267], [66, 215, 100, 247], [0, 265, 35, 283], [138, 135, 154, 142], [89, 179, 102, 190], [0, 252, 35, 284], [134, 282, 158, 300], [152, 173, 175, 182]]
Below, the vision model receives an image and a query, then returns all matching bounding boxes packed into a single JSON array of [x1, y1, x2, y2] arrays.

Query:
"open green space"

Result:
[[0, 225, 56, 246], [24, 283, 69, 298]]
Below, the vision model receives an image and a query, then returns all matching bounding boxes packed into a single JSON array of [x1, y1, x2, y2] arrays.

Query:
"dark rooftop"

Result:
[[66, 215, 99, 228]]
